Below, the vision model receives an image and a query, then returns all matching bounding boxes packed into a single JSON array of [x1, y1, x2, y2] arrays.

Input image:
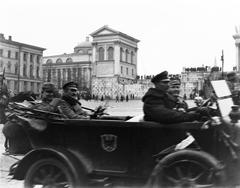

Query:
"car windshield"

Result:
[[211, 80, 234, 117]]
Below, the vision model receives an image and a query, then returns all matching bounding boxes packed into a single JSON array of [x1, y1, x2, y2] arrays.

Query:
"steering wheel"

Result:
[[200, 98, 212, 107], [90, 105, 108, 119]]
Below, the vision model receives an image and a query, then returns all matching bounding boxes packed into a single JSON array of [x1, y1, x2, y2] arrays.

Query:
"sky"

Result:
[[1, 0, 240, 75]]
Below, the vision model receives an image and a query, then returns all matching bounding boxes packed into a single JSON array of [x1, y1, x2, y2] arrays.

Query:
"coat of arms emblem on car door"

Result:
[[101, 134, 118, 152]]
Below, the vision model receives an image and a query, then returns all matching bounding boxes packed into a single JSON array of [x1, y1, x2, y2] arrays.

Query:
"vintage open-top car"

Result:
[[4, 80, 240, 187]]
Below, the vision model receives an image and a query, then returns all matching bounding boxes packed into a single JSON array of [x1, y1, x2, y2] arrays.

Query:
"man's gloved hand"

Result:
[[196, 107, 209, 116]]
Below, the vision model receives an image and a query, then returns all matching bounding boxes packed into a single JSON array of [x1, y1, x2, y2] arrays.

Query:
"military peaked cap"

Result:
[[151, 71, 170, 84], [63, 81, 78, 90], [169, 79, 181, 86], [227, 71, 236, 77]]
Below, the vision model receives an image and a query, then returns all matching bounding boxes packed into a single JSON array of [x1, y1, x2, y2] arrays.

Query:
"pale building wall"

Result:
[[0, 34, 45, 94], [43, 54, 91, 64]]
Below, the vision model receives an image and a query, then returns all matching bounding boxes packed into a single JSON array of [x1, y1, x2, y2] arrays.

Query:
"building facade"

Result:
[[91, 26, 140, 99], [42, 37, 92, 93], [0, 34, 45, 94], [43, 26, 140, 98], [181, 66, 222, 99]]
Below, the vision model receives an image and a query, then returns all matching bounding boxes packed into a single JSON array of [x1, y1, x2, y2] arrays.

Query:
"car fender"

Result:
[[13, 147, 92, 181]]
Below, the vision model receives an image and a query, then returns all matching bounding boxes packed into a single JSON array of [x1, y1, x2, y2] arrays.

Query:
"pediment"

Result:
[[90, 25, 140, 43], [97, 29, 115, 35], [90, 25, 118, 37]]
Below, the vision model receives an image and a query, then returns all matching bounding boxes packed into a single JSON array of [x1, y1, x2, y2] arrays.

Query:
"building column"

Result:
[[236, 43, 240, 71], [78, 67, 82, 89], [114, 41, 120, 75]]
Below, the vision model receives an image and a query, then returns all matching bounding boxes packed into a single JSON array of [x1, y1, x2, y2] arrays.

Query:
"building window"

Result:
[[14, 81, 18, 92], [125, 49, 129, 63], [30, 54, 33, 62], [37, 83, 40, 93], [98, 47, 104, 61], [132, 69, 134, 76], [15, 63, 18, 74], [0, 60, 3, 67], [126, 67, 128, 75], [78, 50, 83, 54], [68, 68, 71, 81], [23, 64, 27, 76], [7, 80, 10, 87], [131, 51, 134, 64], [57, 69, 61, 89], [47, 69, 51, 82], [56, 58, 63, 63], [30, 65, 33, 77], [31, 82, 34, 91], [120, 48, 124, 62], [62, 69, 66, 82], [121, 66, 123, 74], [36, 66, 39, 78], [24, 81, 27, 91], [66, 58, 73, 63], [7, 61, 11, 72], [15, 52, 19, 59], [87, 49, 92, 54], [0, 49, 3, 57], [46, 59, 52, 64], [107, 47, 114, 60], [8, 50, 11, 58], [36, 56, 40, 64], [23, 53, 27, 61]]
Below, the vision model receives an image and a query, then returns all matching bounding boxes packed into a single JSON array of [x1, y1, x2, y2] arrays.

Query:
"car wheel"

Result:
[[24, 158, 78, 188], [148, 150, 225, 188]]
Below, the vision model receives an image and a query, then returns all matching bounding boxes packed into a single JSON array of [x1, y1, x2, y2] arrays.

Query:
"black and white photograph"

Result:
[[1, 0, 240, 187]]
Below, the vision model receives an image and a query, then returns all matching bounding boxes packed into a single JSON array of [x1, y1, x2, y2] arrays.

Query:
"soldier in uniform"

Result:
[[0, 71, 9, 124], [142, 71, 201, 124], [58, 82, 90, 119], [167, 79, 188, 112], [32, 82, 61, 112], [3, 82, 61, 153]]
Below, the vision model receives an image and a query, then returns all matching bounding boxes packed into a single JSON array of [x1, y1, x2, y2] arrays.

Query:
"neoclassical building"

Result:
[[0, 33, 45, 94], [42, 37, 92, 93], [43, 25, 140, 98]]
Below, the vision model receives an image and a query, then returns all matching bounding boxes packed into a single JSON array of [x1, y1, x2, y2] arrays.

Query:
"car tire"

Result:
[[24, 158, 80, 188], [148, 149, 225, 188]]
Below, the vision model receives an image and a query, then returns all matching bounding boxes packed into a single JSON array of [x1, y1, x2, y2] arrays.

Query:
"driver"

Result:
[[142, 71, 202, 124], [58, 82, 90, 119]]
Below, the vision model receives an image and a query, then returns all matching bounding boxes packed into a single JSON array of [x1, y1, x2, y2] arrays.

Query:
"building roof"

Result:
[[90, 25, 140, 43], [74, 37, 92, 49], [0, 34, 46, 51]]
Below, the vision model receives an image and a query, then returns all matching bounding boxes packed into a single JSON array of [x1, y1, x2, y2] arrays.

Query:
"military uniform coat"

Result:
[[59, 95, 89, 119], [142, 88, 199, 124]]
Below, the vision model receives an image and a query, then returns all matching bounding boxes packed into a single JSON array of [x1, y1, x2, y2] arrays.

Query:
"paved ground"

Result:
[[0, 99, 195, 187]]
